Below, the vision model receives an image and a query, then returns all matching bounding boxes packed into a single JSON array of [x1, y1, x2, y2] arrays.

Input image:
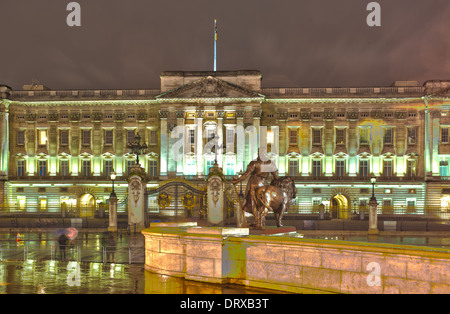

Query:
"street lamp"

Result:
[[370, 176, 376, 201], [127, 132, 148, 165], [110, 171, 116, 198], [369, 175, 379, 234]]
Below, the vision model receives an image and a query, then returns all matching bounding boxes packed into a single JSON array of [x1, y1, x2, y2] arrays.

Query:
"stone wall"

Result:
[[142, 225, 450, 294]]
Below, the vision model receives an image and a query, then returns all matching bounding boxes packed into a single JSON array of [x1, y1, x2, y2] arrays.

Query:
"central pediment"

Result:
[[156, 76, 264, 99]]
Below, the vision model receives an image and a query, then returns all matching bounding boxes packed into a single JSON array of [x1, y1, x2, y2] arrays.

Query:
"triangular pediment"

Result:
[[156, 76, 264, 99]]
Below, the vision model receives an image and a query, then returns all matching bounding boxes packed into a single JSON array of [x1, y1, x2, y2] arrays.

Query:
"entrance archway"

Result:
[[331, 194, 349, 219], [80, 193, 96, 217]]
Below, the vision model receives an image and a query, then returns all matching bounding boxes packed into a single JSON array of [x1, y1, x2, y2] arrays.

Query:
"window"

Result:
[[17, 130, 25, 146], [312, 160, 322, 177], [38, 160, 47, 176], [185, 158, 196, 176], [289, 129, 297, 146], [38, 130, 48, 146], [149, 160, 158, 177], [204, 158, 215, 175], [441, 128, 449, 144], [127, 160, 135, 176], [60, 160, 69, 176], [406, 198, 416, 211], [17, 160, 25, 177], [440, 161, 448, 177], [359, 160, 369, 178], [38, 198, 47, 211], [312, 128, 322, 145], [188, 129, 195, 144], [407, 128, 417, 145], [382, 199, 392, 212], [383, 159, 393, 177], [60, 130, 69, 146], [149, 130, 157, 145], [384, 128, 393, 145], [206, 128, 216, 142], [104, 130, 113, 146], [81, 130, 91, 146], [359, 128, 369, 145], [407, 159, 416, 177], [17, 196, 26, 210], [288, 160, 299, 177], [336, 129, 346, 145], [127, 130, 135, 145], [82, 160, 91, 177], [104, 160, 113, 177], [335, 160, 345, 177], [225, 157, 235, 176]]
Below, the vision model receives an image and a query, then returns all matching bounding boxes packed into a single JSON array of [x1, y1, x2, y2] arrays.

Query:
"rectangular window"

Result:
[[188, 129, 195, 144], [38, 198, 47, 211], [186, 158, 196, 176], [17, 196, 26, 211], [382, 199, 392, 212], [38, 130, 48, 146], [288, 160, 299, 177], [440, 161, 448, 177], [359, 128, 369, 145], [149, 160, 158, 177], [441, 128, 449, 144], [312, 128, 322, 145], [407, 128, 417, 145], [336, 128, 346, 145], [407, 159, 416, 177], [383, 159, 393, 177], [406, 198, 416, 212], [60, 160, 69, 176], [384, 128, 393, 145], [38, 160, 47, 176], [104, 160, 113, 177], [104, 130, 113, 146], [336, 160, 345, 177], [289, 129, 297, 146], [17, 160, 25, 177], [225, 157, 235, 176], [81, 130, 91, 146], [17, 130, 25, 146], [126, 130, 136, 145], [359, 160, 369, 178], [312, 160, 322, 177], [127, 160, 134, 176], [204, 159, 215, 175], [82, 160, 91, 177], [60, 130, 69, 146], [149, 130, 157, 145]]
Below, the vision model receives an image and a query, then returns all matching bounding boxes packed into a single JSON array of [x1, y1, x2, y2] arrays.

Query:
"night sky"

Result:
[[1, 0, 449, 90]]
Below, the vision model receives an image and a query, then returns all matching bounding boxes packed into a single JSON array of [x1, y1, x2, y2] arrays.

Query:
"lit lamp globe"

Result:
[[110, 171, 116, 197]]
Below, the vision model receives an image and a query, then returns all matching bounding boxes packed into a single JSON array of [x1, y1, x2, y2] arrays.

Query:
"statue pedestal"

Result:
[[108, 195, 118, 232], [249, 226, 296, 236]]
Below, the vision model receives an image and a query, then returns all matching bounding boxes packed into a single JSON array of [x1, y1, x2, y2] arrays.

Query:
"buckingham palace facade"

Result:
[[0, 70, 450, 219]]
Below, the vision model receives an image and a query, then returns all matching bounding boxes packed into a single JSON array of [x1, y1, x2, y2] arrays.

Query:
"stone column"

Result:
[[0, 102, 9, 176], [324, 117, 334, 176], [368, 198, 379, 235], [278, 112, 288, 176], [207, 163, 224, 225], [431, 111, 440, 176], [159, 110, 169, 177], [236, 109, 245, 173], [128, 164, 148, 230], [252, 109, 261, 161], [217, 110, 224, 168], [347, 116, 358, 176], [176, 110, 185, 175], [196, 110, 204, 176], [108, 195, 118, 232]]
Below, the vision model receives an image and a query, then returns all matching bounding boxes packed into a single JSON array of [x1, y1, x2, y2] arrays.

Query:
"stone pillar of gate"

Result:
[[108, 195, 118, 232], [128, 164, 148, 230], [206, 162, 224, 226]]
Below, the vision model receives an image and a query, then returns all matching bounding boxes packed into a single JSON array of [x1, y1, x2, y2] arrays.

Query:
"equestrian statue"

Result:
[[232, 151, 296, 229]]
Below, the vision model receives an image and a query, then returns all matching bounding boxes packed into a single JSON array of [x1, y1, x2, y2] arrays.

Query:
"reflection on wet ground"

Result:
[[0, 260, 281, 294]]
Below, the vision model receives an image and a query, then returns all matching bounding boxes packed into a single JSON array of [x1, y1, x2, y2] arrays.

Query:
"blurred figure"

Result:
[[58, 233, 68, 261]]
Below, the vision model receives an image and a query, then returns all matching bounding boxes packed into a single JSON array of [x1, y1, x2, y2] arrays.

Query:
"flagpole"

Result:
[[214, 19, 217, 71]]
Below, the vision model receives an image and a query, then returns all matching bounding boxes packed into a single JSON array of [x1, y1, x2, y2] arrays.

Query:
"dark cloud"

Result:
[[0, 0, 449, 90]]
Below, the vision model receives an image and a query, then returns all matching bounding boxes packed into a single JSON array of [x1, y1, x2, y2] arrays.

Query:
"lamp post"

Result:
[[127, 132, 148, 165], [369, 176, 379, 234], [108, 170, 118, 232]]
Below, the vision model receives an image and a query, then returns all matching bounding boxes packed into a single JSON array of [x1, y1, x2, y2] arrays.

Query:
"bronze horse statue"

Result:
[[255, 176, 296, 228]]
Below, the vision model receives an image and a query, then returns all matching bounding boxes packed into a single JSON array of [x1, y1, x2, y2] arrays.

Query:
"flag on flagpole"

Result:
[[214, 19, 218, 41]]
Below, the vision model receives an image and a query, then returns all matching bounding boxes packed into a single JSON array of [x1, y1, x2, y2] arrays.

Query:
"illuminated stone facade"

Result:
[[0, 71, 449, 218]]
